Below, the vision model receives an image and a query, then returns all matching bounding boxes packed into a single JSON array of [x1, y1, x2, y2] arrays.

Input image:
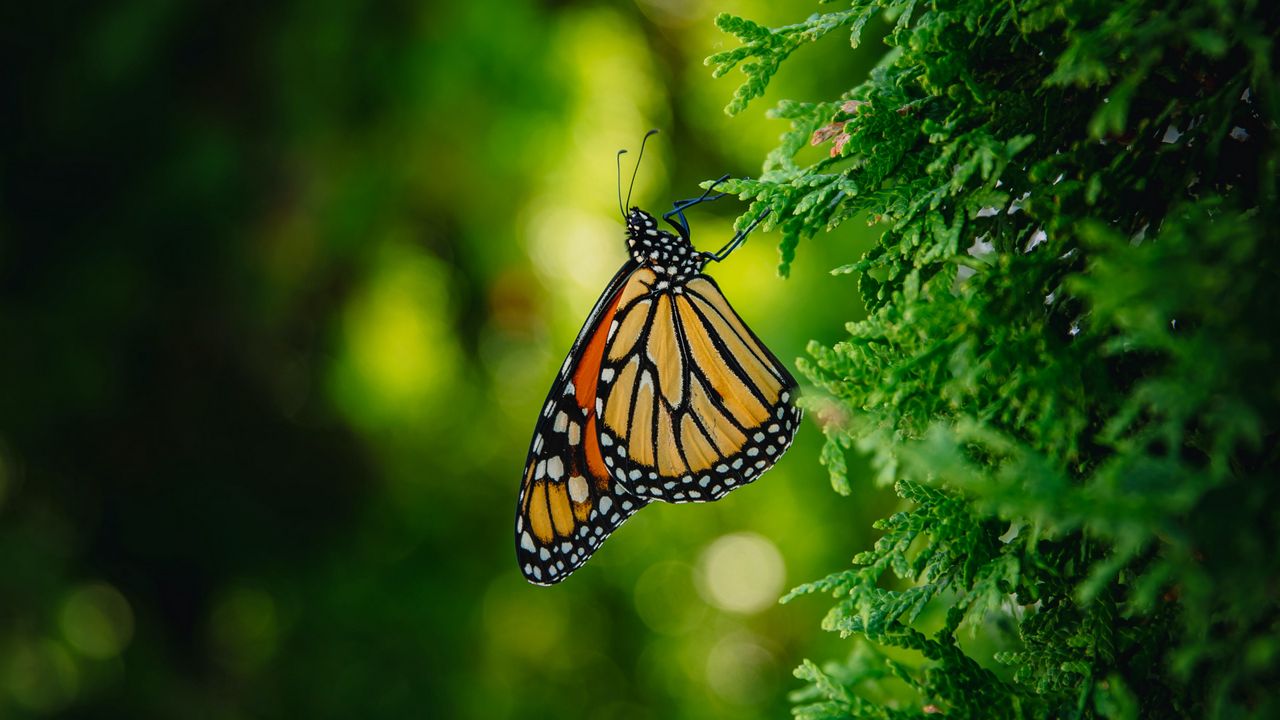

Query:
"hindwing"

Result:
[[594, 272, 801, 502]]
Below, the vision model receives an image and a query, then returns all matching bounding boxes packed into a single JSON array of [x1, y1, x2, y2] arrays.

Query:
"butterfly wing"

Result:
[[516, 261, 652, 585], [595, 271, 801, 502]]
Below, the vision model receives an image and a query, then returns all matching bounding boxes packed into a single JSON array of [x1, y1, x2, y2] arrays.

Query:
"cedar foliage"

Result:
[[709, 1, 1279, 717]]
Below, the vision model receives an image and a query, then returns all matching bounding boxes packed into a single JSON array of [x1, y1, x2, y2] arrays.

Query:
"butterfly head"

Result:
[[625, 207, 705, 280]]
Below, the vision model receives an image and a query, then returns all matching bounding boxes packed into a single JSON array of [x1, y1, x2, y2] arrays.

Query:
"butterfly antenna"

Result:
[[616, 149, 628, 220], [625, 129, 659, 211]]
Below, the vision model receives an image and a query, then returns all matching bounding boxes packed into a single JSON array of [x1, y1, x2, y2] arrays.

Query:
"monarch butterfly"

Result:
[[516, 131, 801, 585]]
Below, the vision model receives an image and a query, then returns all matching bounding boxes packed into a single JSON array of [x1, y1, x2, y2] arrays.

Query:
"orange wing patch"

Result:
[[527, 480, 553, 543], [572, 281, 629, 413]]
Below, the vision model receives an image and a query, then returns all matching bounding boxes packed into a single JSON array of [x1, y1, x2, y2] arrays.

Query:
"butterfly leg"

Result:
[[663, 174, 732, 238], [706, 207, 772, 262]]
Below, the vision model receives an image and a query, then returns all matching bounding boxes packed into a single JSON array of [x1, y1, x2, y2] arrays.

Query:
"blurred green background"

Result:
[[0, 1, 891, 717]]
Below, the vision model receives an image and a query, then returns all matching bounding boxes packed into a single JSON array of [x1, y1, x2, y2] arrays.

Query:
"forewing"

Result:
[[596, 273, 801, 502], [515, 261, 651, 585]]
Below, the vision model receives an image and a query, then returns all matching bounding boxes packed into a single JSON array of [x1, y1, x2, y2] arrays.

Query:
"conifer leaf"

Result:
[[713, 0, 1280, 716]]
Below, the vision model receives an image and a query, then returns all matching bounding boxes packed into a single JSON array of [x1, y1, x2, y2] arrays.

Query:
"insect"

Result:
[[515, 131, 801, 585]]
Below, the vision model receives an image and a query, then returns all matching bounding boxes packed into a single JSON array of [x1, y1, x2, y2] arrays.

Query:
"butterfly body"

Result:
[[624, 208, 705, 279], [517, 201, 800, 586]]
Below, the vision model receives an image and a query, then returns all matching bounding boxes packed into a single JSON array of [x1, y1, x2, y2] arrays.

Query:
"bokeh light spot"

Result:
[[527, 206, 622, 303], [705, 631, 777, 705], [4, 640, 79, 712], [697, 532, 785, 614], [209, 586, 278, 674], [330, 241, 461, 427], [633, 561, 706, 636], [59, 583, 135, 659]]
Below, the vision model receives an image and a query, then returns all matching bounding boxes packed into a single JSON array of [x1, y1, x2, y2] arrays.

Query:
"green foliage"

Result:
[[713, 0, 1280, 717]]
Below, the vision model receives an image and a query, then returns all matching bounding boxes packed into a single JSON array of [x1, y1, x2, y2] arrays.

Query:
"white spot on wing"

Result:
[[568, 475, 589, 503]]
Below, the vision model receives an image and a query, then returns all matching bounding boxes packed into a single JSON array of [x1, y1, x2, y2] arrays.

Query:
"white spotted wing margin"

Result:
[[515, 260, 650, 586]]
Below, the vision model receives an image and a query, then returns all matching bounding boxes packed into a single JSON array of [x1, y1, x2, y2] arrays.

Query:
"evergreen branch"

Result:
[[713, 0, 1280, 716]]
